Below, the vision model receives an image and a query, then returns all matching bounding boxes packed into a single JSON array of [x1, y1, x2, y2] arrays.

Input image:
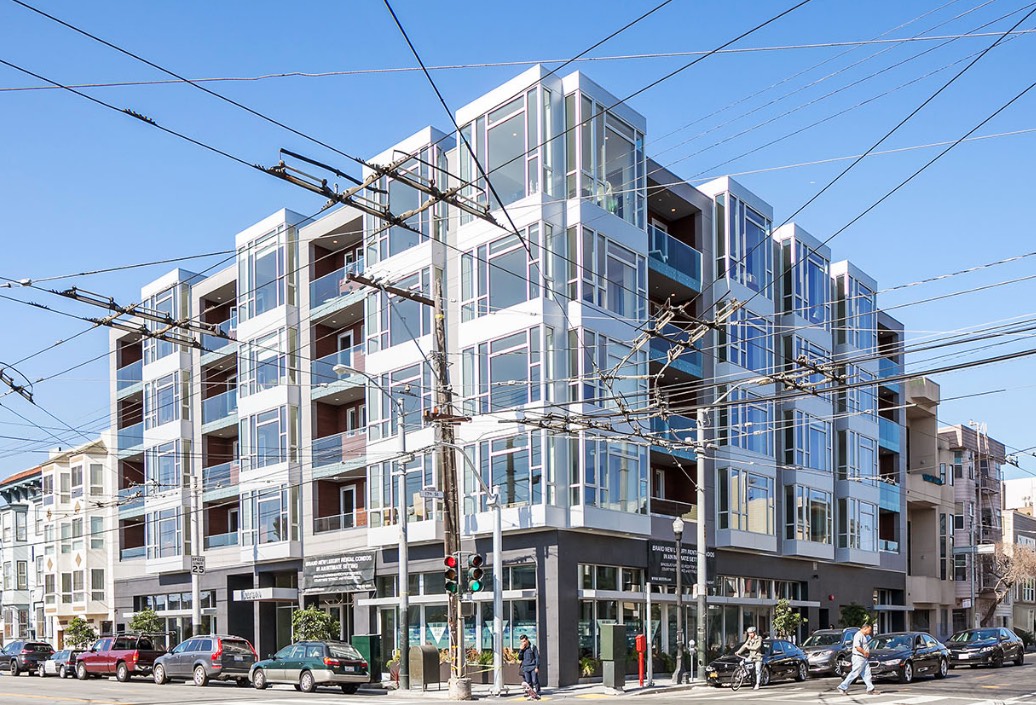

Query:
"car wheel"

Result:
[[59, 665, 67, 679], [237, 677, 250, 687], [935, 658, 948, 679], [342, 684, 359, 694], [796, 662, 807, 682], [37, 665, 44, 678], [299, 670, 316, 693], [10, 661, 19, 677], [834, 658, 848, 678], [76, 663, 88, 681], [153, 664, 168, 685], [899, 661, 914, 684], [1016, 651, 1025, 666], [759, 666, 771, 687], [252, 669, 268, 690], [115, 661, 130, 683], [993, 651, 1005, 668], [193, 665, 209, 687]]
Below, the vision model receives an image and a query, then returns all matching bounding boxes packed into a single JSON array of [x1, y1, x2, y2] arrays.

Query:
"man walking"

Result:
[[518, 634, 541, 697], [837, 623, 877, 696], [734, 626, 764, 690]]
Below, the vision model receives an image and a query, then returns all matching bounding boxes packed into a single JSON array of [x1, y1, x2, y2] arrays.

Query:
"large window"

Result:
[[143, 285, 185, 364], [144, 440, 190, 495], [838, 498, 877, 551], [719, 388, 773, 457], [579, 438, 648, 514], [785, 486, 832, 543], [366, 269, 433, 353], [564, 93, 644, 227], [722, 309, 773, 373], [369, 454, 437, 528], [462, 329, 541, 414], [240, 328, 296, 396], [580, 229, 647, 320], [463, 433, 544, 512], [241, 406, 297, 469], [786, 336, 830, 387], [368, 364, 433, 443], [838, 430, 877, 484], [717, 468, 774, 534], [367, 144, 448, 262], [836, 275, 876, 351], [838, 364, 876, 417], [241, 486, 299, 545], [786, 410, 832, 472], [716, 193, 772, 295], [783, 241, 829, 326], [576, 330, 646, 411], [146, 508, 184, 559], [239, 227, 295, 322], [144, 371, 189, 429], [461, 226, 544, 321]]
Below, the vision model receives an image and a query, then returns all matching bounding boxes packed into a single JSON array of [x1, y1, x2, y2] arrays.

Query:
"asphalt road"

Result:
[[0, 664, 1034, 705]]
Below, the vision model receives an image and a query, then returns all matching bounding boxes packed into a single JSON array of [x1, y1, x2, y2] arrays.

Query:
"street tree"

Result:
[[979, 543, 1036, 626], [64, 616, 97, 649], [772, 598, 804, 639], [129, 608, 163, 634], [292, 607, 340, 641]]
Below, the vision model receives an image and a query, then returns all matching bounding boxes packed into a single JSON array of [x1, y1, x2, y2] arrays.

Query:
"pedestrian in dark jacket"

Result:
[[518, 634, 541, 695]]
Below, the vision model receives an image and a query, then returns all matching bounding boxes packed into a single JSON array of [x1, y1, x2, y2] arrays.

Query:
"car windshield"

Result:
[[329, 643, 364, 661], [802, 633, 842, 647], [869, 635, 911, 650], [222, 640, 253, 656], [950, 629, 998, 643]]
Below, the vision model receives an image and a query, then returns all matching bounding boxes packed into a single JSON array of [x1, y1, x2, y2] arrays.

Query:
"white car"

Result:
[[37, 650, 83, 678]]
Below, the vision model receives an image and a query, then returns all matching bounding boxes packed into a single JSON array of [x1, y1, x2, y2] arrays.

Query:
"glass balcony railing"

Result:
[[879, 417, 900, 451], [313, 512, 359, 534], [879, 357, 902, 385], [312, 345, 364, 386], [202, 389, 238, 425], [650, 415, 697, 446], [201, 319, 236, 353], [202, 461, 240, 491], [204, 532, 239, 549], [117, 422, 144, 451], [879, 539, 900, 553], [118, 486, 144, 511], [311, 260, 365, 309], [313, 429, 365, 467], [116, 360, 143, 391], [649, 324, 703, 376], [120, 546, 146, 560], [648, 226, 702, 290]]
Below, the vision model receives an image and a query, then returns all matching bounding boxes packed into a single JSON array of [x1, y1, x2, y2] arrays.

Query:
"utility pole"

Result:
[[190, 473, 202, 638]]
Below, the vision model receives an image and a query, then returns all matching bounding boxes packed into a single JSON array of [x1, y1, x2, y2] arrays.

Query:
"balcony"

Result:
[[117, 486, 144, 516], [310, 260, 366, 317], [878, 358, 902, 392], [200, 320, 237, 363], [116, 360, 143, 397], [879, 539, 900, 553], [313, 430, 366, 475], [120, 546, 146, 560], [204, 532, 239, 549], [649, 325, 703, 379], [313, 511, 366, 534], [880, 480, 901, 511], [312, 345, 365, 399], [647, 226, 702, 293], [202, 461, 240, 493], [650, 415, 696, 460], [201, 389, 238, 431], [649, 497, 697, 521], [879, 417, 900, 453], [117, 423, 144, 456]]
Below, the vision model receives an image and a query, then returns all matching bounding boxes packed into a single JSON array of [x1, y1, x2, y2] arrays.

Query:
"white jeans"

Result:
[[838, 655, 874, 692]]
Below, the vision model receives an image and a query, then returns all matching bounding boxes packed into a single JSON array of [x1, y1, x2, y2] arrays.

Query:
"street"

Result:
[[1, 665, 1036, 705]]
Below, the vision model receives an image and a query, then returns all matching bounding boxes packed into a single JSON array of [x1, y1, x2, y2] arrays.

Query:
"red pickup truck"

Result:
[[76, 634, 166, 682]]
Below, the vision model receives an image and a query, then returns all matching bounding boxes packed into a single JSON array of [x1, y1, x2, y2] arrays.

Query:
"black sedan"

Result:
[[705, 639, 808, 687], [801, 627, 858, 676], [947, 627, 1025, 668], [867, 632, 949, 683]]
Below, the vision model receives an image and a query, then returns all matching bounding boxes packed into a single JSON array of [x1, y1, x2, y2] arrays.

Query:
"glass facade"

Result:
[[238, 226, 295, 323]]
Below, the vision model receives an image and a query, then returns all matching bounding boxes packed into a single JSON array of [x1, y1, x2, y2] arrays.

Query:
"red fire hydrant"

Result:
[[635, 633, 647, 687]]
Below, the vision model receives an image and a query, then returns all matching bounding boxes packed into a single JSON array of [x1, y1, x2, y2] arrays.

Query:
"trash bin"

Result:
[[352, 634, 381, 683], [410, 644, 440, 691]]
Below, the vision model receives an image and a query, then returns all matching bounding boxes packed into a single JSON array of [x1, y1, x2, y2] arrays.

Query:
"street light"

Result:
[[672, 516, 686, 685], [333, 363, 410, 689]]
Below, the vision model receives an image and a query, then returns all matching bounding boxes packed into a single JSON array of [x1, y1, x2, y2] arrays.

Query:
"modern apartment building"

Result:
[[38, 436, 117, 645], [107, 66, 910, 685], [940, 423, 1007, 631], [0, 466, 43, 640]]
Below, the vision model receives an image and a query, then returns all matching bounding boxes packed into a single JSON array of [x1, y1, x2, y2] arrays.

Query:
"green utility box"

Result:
[[352, 634, 382, 683], [600, 624, 627, 690]]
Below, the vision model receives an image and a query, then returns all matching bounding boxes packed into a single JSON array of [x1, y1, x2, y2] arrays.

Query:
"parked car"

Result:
[[800, 627, 859, 676], [37, 649, 84, 678], [867, 631, 949, 683], [0, 641, 54, 676], [153, 634, 256, 687], [947, 627, 1025, 668], [76, 634, 166, 681], [704, 639, 809, 687], [250, 641, 369, 694]]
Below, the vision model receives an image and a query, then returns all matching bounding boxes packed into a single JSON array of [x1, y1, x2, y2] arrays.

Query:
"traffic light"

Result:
[[467, 554, 485, 592], [444, 554, 459, 593]]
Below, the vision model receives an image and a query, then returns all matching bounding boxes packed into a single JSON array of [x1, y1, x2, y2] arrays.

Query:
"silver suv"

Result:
[[152, 634, 256, 687]]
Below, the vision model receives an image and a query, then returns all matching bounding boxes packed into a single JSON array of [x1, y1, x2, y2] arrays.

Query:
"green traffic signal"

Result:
[[467, 553, 485, 592]]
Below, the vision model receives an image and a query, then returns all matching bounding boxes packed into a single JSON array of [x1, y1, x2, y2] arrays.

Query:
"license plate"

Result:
[[708, 672, 717, 679], [959, 653, 970, 660]]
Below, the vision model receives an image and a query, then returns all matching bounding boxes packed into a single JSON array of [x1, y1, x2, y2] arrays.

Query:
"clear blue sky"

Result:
[[0, 0, 1034, 478]]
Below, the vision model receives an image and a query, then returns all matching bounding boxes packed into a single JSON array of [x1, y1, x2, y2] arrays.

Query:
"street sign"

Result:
[[961, 598, 973, 609], [420, 487, 444, 499], [191, 556, 206, 575], [976, 544, 996, 554]]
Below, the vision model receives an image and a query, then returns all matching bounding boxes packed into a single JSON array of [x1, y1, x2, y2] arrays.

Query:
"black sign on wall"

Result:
[[646, 540, 716, 586], [302, 551, 376, 593]]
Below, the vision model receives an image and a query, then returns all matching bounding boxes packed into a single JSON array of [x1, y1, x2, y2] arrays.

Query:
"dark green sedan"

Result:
[[250, 641, 369, 693]]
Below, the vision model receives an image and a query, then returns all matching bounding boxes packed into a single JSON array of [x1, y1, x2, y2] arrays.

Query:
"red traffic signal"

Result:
[[444, 555, 458, 569], [444, 554, 460, 593]]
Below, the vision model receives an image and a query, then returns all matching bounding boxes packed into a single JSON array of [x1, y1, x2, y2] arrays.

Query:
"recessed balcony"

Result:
[[647, 225, 702, 295]]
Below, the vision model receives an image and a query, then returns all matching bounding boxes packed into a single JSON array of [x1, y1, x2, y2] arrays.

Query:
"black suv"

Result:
[[152, 634, 256, 687], [0, 641, 54, 676]]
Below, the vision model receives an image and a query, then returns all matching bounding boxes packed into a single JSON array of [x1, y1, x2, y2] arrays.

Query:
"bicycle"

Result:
[[730, 657, 758, 691]]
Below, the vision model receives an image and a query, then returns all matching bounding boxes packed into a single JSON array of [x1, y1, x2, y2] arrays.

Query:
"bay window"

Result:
[[461, 225, 544, 321], [240, 327, 296, 396], [716, 193, 773, 294], [241, 406, 297, 469], [838, 364, 876, 417], [580, 229, 647, 320], [144, 371, 190, 429], [722, 309, 773, 373], [838, 430, 878, 484], [368, 364, 432, 442], [783, 241, 829, 325], [717, 468, 774, 534], [145, 440, 190, 495], [146, 508, 184, 559], [366, 268, 433, 353], [143, 285, 187, 364], [238, 226, 295, 322], [785, 485, 832, 543], [242, 486, 299, 545], [719, 388, 773, 457], [369, 454, 436, 527], [462, 328, 541, 414], [836, 274, 876, 351], [366, 144, 448, 262], [838, 498, 877, 551], [579, 438, 647, 514], [575, 330, 646, 410], [463, 433, 544, 512], [786, 410, 832, 472]]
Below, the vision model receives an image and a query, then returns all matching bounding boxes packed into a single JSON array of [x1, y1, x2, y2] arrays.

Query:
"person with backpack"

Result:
[[518, 634, 541, 696]]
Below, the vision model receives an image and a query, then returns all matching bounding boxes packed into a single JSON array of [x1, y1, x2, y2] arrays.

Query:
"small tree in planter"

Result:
[[129, 608, 163, 634], [772, 598, 804, 640], [291, 607, 340, 641], [64, 617, 97, 650]]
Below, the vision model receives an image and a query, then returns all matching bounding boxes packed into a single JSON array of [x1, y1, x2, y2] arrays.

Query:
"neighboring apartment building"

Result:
[[108, 66, 910, 684], [940, 423, 1007, 631], [1004, 477, 1036, 516], [39, 436, 117, 645], [0, 466, 42, 640], [904, 377, 955, 640], [1005, 510, 1036, 634]]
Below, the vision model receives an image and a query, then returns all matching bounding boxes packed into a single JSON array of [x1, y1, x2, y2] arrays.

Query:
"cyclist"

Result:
[[735, 626, 764, 690]]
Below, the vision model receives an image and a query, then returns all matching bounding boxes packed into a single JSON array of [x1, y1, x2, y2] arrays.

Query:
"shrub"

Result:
[[129, 608, 163, 634], [579, 656, 600, 677], [291, 608, 339, 642]]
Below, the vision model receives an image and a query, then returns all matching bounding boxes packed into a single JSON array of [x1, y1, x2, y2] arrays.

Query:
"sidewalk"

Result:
[[372, 677, 707, 699]]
